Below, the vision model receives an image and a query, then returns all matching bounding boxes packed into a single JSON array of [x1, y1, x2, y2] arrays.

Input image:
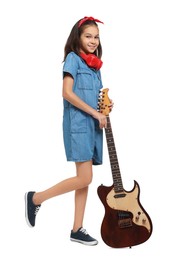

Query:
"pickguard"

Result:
[[106, 182, 151, 232]]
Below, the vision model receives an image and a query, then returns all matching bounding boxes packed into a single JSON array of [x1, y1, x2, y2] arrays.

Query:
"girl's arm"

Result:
[[62, 74, 107, 129]]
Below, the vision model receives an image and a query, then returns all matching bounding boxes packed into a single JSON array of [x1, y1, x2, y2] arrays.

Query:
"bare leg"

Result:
[[32, 161, 93, 207], [72, 161, 93, 232]]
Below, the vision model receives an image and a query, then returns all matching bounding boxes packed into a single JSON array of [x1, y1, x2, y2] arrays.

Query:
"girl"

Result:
[[25, 16, 112, 246]]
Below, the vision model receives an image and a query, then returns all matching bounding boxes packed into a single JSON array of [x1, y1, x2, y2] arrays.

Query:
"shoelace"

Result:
[[34, 205, 40, 215], [80, 228, 88, 235]]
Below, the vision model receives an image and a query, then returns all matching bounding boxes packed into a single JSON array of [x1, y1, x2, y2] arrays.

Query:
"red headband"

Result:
[[78, 16, 104, 28]]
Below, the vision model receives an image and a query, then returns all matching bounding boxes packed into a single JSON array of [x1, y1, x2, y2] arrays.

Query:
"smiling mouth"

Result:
[[88, 46, 96, 50]]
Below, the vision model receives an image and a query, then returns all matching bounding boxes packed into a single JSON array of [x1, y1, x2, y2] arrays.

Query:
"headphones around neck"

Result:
[[80, 52, 103, 70]]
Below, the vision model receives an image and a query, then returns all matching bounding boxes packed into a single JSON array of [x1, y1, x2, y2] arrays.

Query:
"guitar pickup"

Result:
[[118, 218, 132, 228], [114, 193, 126, 198]]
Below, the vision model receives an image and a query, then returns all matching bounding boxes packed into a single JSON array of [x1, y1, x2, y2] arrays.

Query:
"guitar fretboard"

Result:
[[105, 116, 124, 193]]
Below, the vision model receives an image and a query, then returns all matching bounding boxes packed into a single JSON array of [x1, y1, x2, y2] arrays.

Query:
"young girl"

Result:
[[25, 16, 112, 246]]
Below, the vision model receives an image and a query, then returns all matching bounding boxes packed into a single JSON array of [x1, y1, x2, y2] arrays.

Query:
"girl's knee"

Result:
[[81, 174, 92, 187], [86, 175, 93, 186]]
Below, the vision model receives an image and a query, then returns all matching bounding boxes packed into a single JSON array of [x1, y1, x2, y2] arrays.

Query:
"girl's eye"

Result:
[[86, 36, 99, 40]]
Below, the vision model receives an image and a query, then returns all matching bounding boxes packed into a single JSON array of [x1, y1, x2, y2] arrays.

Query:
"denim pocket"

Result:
[[77, 69, 93, 90], [70, 107, 87, 133]]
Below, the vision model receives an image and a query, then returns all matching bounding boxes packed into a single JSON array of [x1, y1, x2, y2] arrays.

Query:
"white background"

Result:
[[0, 0, 175, 259]]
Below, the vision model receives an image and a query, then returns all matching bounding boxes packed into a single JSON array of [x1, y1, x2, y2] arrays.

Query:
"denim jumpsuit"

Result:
[[62, 52, 103, 165]]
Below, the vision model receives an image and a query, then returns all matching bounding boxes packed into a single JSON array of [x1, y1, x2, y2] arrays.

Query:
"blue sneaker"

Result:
[[70, 227, 98, 246], [25, 191, 41, 227]]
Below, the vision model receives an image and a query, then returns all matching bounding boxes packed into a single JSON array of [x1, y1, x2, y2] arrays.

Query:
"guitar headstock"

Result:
[[98, 88, 111, 116]]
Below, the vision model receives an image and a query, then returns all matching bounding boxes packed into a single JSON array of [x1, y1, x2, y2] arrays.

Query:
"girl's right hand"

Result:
[[92, 110, 107, 129]]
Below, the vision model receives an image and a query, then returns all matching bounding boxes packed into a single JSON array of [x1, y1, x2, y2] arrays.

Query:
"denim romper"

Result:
[[62, 52, 103, 165]]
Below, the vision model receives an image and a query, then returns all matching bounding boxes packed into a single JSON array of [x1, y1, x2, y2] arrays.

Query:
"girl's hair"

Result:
[[63, 19, 103, 62]]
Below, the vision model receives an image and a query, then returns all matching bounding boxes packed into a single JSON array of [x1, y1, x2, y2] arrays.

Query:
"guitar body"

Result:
[[97, 180, 153, 248]]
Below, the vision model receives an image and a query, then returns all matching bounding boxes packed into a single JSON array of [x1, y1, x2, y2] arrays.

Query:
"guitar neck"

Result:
[[105, 116, 124, 193]]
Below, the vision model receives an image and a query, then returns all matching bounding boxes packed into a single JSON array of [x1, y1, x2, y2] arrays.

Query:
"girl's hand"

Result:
[[92, 110, 107, 129], [91, 99, 114, 129]]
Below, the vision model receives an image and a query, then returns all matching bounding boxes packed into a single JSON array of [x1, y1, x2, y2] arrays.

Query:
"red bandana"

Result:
[[78, 16, 104, 28]]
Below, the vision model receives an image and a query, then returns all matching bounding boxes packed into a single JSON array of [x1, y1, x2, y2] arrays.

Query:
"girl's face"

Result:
[[80, 25, 100, 54]]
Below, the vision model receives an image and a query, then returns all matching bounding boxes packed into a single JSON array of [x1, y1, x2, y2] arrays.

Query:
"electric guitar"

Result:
[[97, 88, 153, 248]]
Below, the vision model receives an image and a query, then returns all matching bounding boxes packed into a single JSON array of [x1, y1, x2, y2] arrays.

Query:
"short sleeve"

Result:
[[63, 52, 79, 80]]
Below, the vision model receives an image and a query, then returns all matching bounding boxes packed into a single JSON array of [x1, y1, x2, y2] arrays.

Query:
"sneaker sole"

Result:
[[70, 238, 98, 246], [24, 192, 34, 228]]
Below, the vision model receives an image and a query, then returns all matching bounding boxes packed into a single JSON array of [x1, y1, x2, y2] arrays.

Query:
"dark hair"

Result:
[[63, 19, 103, 62]]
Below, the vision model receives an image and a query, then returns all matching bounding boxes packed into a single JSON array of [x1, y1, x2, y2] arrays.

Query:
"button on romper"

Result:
[[62, 52, 103, 165]]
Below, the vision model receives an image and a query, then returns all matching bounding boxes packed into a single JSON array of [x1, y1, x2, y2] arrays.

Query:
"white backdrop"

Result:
[[0, 0, 175, 259]]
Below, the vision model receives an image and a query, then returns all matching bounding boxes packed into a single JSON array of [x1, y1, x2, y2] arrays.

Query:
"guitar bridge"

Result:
[[118, 218, 132, 228]]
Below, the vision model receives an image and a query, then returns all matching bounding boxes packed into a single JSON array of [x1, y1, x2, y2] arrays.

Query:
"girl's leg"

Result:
[[72, 160, 93, 232], [32, 160, 93, 206]]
